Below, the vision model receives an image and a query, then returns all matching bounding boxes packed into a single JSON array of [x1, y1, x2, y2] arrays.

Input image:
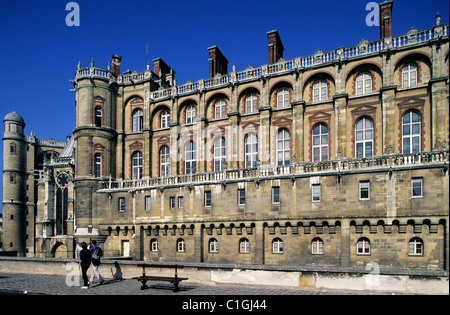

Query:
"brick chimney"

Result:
[[267, 30, 284, 65], [379, 0, 393, 39], [110, 55, 122, 76], [153, 58, 175, 86], [208, 46, 229, 78]]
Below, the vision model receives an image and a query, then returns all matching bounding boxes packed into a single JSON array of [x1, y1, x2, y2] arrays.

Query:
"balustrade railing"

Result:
[[75, 24, 448, 101], [100, 150, 449, 191]]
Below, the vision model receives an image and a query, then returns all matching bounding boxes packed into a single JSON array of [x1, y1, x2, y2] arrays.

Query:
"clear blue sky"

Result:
[[0, 0, 448, 213]]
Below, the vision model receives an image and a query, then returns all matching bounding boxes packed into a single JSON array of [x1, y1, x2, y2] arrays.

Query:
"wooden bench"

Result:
[[132, 264, 188, 292]]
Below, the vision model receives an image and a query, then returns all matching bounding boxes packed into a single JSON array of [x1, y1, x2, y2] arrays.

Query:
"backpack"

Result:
[[91, 246, 102, 260]]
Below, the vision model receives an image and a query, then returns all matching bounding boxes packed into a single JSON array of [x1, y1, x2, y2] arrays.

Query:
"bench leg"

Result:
[[139, 279, 148, 290], [172, 280, 180, 292]]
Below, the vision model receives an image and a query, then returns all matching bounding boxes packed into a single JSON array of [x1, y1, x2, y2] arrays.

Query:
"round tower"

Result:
[[72, 57, 119, 232], [2, 112, 27, 256]]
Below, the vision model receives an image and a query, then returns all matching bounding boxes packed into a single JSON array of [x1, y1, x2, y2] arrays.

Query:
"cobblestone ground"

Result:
[[0, 272, 403, 296]]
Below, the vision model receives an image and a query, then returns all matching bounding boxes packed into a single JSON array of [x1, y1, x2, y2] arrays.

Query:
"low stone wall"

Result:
[[0, 257, 448, 294]]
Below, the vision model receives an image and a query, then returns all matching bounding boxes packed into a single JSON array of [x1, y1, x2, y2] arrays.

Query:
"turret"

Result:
[[2, 112, 27, 256]]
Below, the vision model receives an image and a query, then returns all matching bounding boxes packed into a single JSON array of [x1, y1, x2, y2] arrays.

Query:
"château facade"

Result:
[[3, 1, 449, 272]]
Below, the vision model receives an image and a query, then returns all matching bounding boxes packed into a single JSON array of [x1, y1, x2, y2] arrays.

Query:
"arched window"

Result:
[[94, 153, 102, 178], [357, 237, 371, 255], [276, 129, 290, 166], [245, 93, 258, 113], [408, 237, 423, 256], [209, 238, 218, 253], [132, 151, 143, 180], [161, 110, 170, 128], [245, 133, 258, 169], [356, 72, 372, 95], [312, 123, 329, 162], [132, 109, 143, 132], [239, 238, 250, 253], [272, 238, 284, 254], [150, 239, 159, 252], [402, 111, 421, 154], [277, 87, 290, 108], [215, 99, 226, 119], [402, 63, 417, 88], [186, 105, 196, 124], [311, 237, 323, 254], [177, 238, 186, 252], [159, 146, 170, 177], [94, 106, 102, 127], [184, 141, 196, 175], [313, 80, 327, 102], [214, 137, 226, 172], [355, 117, 373, 158]]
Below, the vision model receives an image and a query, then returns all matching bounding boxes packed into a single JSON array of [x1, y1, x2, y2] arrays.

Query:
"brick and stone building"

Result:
[[2, 1, 449, 272]]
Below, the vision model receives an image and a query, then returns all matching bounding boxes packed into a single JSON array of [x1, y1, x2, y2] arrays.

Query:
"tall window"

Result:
[[214, 137, 226, 172], [276, 128, 290, 166], [277, 87, 289, 108], [184, 141, 196, 174], [160, 146, 170, 177], [245, 93, 258, 113], [411, 178, 423, 198], [132, 109, 143, 132], [312, 123, 329, 162], [186, 105, 196, 124], [356, 72, 372, 95], [245, 133, 258, 169], [161, 110, 170, 128], [238, 188, 246, 205], [402, 63, 417, 88], [94, 153, 102, 178], [313, 80, 327, 102], [215, 99, 226, 119], [132, 151, 143, 180], [355, 117, 373, 158], [402, 111, 421, 154], [94, 106, 102, 127]]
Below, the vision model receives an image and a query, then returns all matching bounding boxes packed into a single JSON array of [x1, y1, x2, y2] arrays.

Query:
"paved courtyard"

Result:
[[0, 272, 402, 296]]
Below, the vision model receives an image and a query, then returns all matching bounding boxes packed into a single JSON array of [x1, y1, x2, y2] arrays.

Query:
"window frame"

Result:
[[94, 153, 102, 178], [355, 117, 373, 158], [359, 181, 370, 200], [355, 72, 372, 95], [184, 141, 196, 175], [159, 145, 170, 177], [118, 197, 126, 212], [272, 238, 284, 254], [411, 177, 423, 198], [277, 87, 290, 108], [357, 237, 371, 255], [161, 109, 170, 128], [313, 80, 327, 102], [408, 237, 423, 256], [402, 63, 417, 88], [272, 186, 280, 204], [311, 237, 323, 255], [276, 128, 290, 166], [177, 238, 186, 253], [239, 238, 250, 254], [312, 123, 329, 162], [214, 99, 226, 119], [238, 188, 246, 205], [402, 110, 421, 154], [131, 151, 143, 180], [245, 93, 258, 114], [132, 109, 144, 132], [204, 191, 212, 207], [185, 105, 196, 124], [209, 238, 219, 253], [245, 133, 258, 169], [213, 137, 226, 172], [145, 195, 151, 211], [312, 184, 321, 202]]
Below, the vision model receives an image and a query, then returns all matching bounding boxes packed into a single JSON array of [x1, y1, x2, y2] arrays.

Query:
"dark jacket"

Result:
[[80, 248, 91, 265]]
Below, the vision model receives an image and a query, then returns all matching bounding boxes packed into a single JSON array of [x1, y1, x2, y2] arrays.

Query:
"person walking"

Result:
[[89, 240, 105, 285], [78, 242, 91, 289]]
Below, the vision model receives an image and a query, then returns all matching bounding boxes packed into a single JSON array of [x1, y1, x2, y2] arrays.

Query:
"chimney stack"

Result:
[[267, 30, 284, 65], [153, 58, 175, 86], [379, 0, 393, 39], [110, 55, 122, 76], [208, 46, 229, 78]]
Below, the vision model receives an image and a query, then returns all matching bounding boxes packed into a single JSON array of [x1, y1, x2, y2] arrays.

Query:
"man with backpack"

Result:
[[89, 240, 105, 285]]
